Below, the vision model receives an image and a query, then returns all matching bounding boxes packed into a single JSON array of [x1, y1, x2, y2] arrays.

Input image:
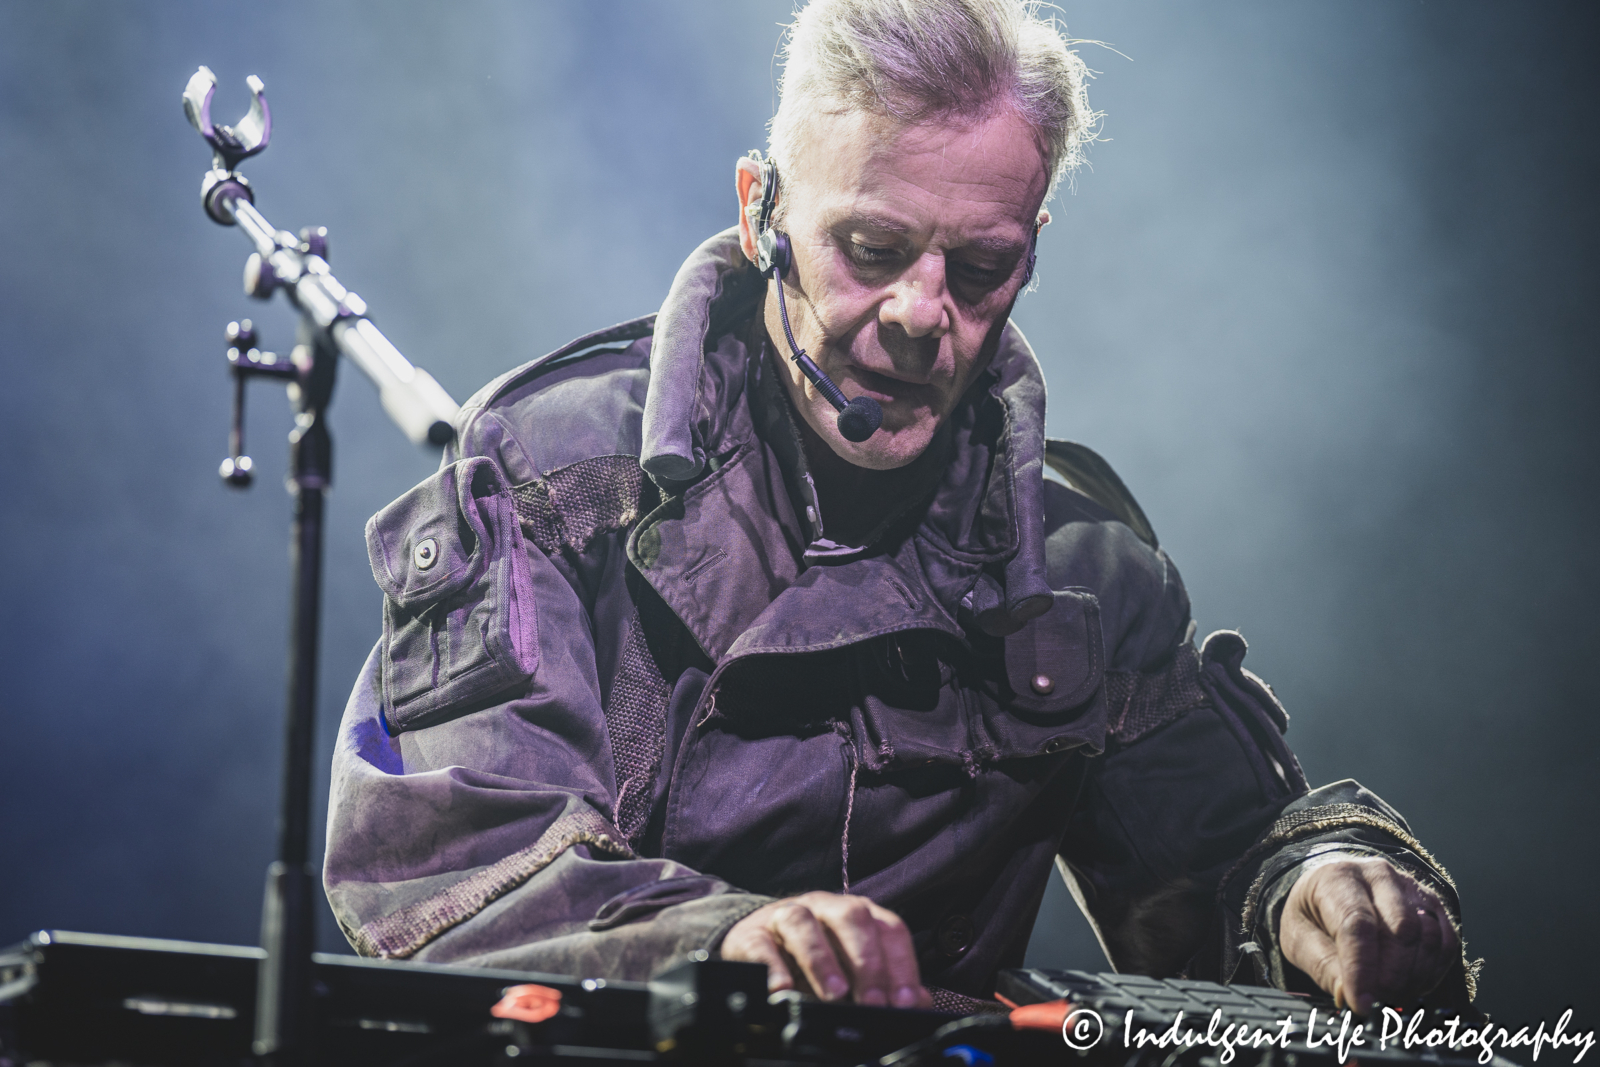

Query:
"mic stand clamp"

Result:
[[220, 318, 295, 487]]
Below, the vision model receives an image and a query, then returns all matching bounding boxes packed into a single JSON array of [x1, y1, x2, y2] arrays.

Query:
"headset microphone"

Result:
[[750, 155, 882, 443]]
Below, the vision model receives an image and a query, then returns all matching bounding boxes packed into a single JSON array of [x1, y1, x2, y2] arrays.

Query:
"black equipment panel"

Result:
[[0, 931, 1511, 1067], [0, 930, 651, 1066]]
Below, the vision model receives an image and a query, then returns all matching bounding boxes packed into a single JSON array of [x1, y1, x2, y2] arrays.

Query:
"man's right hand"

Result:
[[720, 891, 933, 1009]]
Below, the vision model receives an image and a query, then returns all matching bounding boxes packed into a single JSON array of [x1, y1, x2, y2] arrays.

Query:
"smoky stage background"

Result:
[[1, 0, 1594, 1040]]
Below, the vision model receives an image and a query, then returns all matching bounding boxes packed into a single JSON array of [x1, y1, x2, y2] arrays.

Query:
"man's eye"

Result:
[[849, 242, 900, 267], [953, 260, 1005, 286]]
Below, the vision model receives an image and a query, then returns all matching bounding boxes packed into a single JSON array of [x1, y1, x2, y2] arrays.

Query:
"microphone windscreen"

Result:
[[836, 396, 883, 442]]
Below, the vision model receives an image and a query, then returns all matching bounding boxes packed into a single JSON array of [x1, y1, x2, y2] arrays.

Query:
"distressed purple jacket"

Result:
[[324, 229, 1475, 1001]]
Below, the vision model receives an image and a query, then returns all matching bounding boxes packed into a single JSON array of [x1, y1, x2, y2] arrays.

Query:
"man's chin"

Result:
[[820, 415, 937, 471]]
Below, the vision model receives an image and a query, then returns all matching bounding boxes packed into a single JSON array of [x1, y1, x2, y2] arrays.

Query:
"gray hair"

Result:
[[768, 0, 1098, 203]]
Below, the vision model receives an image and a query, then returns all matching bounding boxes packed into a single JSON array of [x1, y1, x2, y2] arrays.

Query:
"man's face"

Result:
[[740, 105, 1051, 470]]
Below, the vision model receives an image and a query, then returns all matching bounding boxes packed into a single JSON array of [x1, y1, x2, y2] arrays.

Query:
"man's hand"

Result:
[[1280, 856, 1460, 1015], [721, 891, 933, 1009]]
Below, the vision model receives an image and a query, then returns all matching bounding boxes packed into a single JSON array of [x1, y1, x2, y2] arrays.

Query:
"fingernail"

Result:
[[862, 988, 887, 1007], [893, 985, 917, 1007], [825, 975, 849, 1000]]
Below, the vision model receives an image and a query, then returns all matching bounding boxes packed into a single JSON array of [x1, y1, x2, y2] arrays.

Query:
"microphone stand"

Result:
[[179, 66, 459, 1063]]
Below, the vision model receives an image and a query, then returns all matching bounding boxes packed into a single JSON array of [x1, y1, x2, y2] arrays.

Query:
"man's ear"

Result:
[[735, 156, 764, 264]]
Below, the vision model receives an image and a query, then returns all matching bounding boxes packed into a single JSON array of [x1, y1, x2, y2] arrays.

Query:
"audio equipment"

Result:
[[1, 931, 1509, 1067]]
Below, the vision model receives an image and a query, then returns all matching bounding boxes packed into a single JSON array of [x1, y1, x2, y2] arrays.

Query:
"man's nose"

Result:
[[879, 252, 951, 338]]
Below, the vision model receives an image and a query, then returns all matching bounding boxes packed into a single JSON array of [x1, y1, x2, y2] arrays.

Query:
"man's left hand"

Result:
[[1279, 855, 1459, 1015]]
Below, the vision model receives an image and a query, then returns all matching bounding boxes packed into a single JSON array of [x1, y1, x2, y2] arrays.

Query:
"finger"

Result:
[[1414, 906, 1446, 995], [1312, 870, 1382, 1015], [771, 904, 851, 1001], [815, 895, 904, 1006], [1419, 896, 1463, 995], [1369, 865, 1423, 945], [729, 926, 796, 993], [1281, 903, 1344, 1005], [1367, 864, 1423, 1005], [813, 896, 892, 1005], [866, 903, 931, 1008]]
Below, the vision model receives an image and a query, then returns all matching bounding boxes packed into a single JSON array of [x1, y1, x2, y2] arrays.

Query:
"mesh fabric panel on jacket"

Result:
[[511, 454, 646, 554], [509, 454, 669, 848], [607, 610, 671, 846], [1104, 642, 1208, 743]]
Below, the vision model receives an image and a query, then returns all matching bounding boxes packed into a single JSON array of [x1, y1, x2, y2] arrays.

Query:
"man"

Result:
[[326, 0, 1476, 1015]]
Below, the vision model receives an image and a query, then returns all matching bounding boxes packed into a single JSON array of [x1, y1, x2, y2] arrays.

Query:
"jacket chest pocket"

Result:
[[366, 456, 539, 732], [978, 588, 1107, 759], [848, 589, 1106, 771]]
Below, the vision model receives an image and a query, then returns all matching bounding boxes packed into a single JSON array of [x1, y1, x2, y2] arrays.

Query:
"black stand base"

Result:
[[255, 861, 317, 1060]]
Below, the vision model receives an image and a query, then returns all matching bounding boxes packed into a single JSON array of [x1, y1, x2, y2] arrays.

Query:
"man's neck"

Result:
[[793, 414, 916, 549], [750, 312, 949, 552]]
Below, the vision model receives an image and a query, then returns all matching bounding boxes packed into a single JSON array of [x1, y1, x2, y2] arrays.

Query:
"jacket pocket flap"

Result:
[[1002, 588, 1103, 714], [366, 457, 501, 610], [368, 456, 538, 733]]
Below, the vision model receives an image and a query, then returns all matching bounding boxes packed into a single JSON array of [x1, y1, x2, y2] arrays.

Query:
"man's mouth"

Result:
[[837, 361, 938, 403]]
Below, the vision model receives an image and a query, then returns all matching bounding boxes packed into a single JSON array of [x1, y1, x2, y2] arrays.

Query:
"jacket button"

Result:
[[935, 913, 974, 959], [413, 537, 439, 571], [1043, 736, 1072, 754], [1030, 673, 1054, 695]]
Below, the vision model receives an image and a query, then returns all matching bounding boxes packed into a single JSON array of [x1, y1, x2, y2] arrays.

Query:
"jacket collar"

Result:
[[632, 230, 1054, 663], [639, 228, 763, 484]]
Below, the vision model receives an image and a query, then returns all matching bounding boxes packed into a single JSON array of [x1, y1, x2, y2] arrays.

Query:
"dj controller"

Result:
[[0, 930, 1513, 1067]]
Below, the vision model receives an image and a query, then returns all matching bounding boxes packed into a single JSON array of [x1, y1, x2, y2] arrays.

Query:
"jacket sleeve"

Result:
[[1046, 497, 1476, 1000], [1059, 629, 1477, 1001], [323, 452, 768, 979]]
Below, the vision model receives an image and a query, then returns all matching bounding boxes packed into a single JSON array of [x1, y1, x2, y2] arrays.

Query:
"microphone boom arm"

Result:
[[223, 195, 459, 446], [185, 65, 459, 447]]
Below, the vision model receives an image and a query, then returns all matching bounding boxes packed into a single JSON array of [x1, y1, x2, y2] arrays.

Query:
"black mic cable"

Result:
[[768, 258, 883, 443], [752, 153, 882, 444]]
